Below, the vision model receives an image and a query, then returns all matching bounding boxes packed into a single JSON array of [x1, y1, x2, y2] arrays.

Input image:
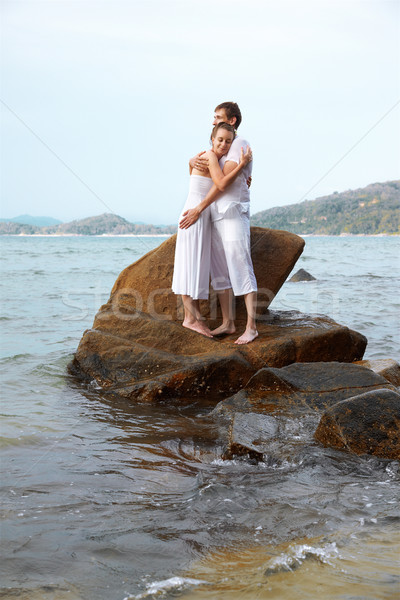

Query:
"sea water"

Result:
[[0, 235, 399, 600]]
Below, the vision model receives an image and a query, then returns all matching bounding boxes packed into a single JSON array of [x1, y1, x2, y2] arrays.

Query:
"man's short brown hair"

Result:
[[215, 102, 242, 128]]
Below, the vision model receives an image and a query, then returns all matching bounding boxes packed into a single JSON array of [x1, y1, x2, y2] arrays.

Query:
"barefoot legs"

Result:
[[181, 295, 213, 338], [211, 289, 258, 344], [234, 291, 258, 344], [210, 288, 236, 336]]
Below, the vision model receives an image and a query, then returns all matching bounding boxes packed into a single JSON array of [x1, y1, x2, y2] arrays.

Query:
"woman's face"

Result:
[[212, 128, 234, 158]]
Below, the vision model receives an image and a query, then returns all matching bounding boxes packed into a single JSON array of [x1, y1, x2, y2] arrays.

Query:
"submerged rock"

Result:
[[288, 268, 316, 282], [223, 413, 278, 461], [216, 363, 398, 460], [314, 388, 400, 460]]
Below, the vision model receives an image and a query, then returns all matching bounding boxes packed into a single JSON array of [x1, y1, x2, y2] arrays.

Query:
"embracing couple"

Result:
[[172, 101, 258, 345]]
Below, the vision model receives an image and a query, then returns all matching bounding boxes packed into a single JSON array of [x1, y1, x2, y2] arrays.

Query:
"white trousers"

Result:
[[210, 204, 257, 296]]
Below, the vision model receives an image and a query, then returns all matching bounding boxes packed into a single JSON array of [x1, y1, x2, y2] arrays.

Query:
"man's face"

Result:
[[213, 108, 236, 127]]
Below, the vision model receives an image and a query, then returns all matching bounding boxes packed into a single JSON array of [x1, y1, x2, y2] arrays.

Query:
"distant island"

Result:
[[0, 213, 177, 236], [0, 214, 63, 227], [1, 181, 399, 236], [251, 181, 399, 235]]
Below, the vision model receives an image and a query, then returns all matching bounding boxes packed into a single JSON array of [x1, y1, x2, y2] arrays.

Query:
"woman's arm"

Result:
[[179, 147, 252, 229], [179, 184, 221, 229], [207, 147, 252, 192]]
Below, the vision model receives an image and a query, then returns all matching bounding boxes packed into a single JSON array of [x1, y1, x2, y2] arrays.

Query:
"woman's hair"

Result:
[[215, 102, 242, 128], [211, 122, 236, 139]]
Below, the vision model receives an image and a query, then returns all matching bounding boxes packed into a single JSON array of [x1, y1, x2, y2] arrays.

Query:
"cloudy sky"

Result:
[[1, 0, 399, 224]]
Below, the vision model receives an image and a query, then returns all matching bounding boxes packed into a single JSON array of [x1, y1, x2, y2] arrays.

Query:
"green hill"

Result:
[[2, 181, 399, 236], [251, 181, 400, 235], [0, 213, 177, 236]]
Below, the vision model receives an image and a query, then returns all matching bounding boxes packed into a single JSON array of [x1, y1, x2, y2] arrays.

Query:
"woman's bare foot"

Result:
[[234, 328, 258, 344], [210, 322, 236, 336], [183, 320, 213, 338]]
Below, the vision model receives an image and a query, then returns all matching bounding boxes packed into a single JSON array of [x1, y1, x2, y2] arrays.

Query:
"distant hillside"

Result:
[[0, 214, 63, 227], [2, 182, 399, 236], [0, 213, 177, 236], [251, 181, 400, 235]]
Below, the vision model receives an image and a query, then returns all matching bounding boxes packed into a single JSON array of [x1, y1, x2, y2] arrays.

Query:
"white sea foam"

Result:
[[265, 542, 340, 574], [124, 576, 208, 599]]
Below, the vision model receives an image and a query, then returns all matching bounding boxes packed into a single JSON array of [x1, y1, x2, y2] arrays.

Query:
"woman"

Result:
[[172, 122, 252, 337]]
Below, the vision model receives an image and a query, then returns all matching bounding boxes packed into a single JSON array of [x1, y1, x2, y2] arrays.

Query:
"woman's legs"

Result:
[[182, 295, 213, 337]]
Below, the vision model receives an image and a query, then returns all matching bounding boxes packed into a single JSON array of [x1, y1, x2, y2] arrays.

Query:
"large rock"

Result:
[[108, 227, 305, 323], [314, 389, 400, 459], [69, 229, 367, 402], [69, 308, 255, 402], [69, 310, 368, 402]]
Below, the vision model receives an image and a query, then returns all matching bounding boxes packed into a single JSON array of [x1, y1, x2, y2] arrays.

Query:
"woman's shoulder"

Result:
[[204, 149, 217, 161]]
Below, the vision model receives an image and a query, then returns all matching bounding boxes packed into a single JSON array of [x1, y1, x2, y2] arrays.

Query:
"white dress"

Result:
[[172, 175, 214, 300]]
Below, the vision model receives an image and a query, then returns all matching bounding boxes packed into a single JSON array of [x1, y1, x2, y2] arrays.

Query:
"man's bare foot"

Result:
[[210, 323, 236, 336], [183, 320, 213, 338], [234, 328, 258, 344]]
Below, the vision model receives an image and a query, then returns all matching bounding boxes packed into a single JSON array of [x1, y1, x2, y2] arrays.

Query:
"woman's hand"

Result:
[[240, 146, 253, 166], [179, 207, 201, 229]]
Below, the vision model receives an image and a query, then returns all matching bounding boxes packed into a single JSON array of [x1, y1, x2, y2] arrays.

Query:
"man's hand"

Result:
[[189, 151, 209, 173], [179, 208, 200, 229]]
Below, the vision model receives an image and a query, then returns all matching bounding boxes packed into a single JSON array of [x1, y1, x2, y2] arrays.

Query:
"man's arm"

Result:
[[189, 151, 209, 174]]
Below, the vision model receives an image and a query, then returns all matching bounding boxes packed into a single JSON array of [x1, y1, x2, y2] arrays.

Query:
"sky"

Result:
[[1, 0, 399, 225]]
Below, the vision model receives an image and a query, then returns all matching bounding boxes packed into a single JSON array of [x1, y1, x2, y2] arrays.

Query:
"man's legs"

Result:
[[234, 291, 258, 344], [210, 288, 236, 335], [214, 207, 258, 344]]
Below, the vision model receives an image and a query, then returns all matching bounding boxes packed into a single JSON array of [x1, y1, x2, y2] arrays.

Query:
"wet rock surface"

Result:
[[69, 309, 367, 401], [214, 362, 394, 416], [314, 388, 400, 460], [355, 358, 400, 387], [215, 362, 399, 461]]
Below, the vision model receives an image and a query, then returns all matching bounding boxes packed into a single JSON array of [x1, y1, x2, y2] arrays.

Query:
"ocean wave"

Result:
[[0, 352, 33, 363], [264, 541, 340, 575], [0, 434, 46, 448], [124, 576, 208, 599]]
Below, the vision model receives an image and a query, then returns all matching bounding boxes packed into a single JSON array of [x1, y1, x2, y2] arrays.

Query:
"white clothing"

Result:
[[210, 134, 257, 296], [172, 175, 213, 300], [211, 203, 257, 296], [210, 135, 252, 222]]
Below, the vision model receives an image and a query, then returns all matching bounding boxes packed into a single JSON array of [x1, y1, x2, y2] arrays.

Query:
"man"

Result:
[[179, 102, 258, 344]]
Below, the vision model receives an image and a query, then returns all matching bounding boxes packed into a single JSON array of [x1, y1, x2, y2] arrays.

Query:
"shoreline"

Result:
[[0, 233, 398, 238], [1, 233, 174, 238]]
